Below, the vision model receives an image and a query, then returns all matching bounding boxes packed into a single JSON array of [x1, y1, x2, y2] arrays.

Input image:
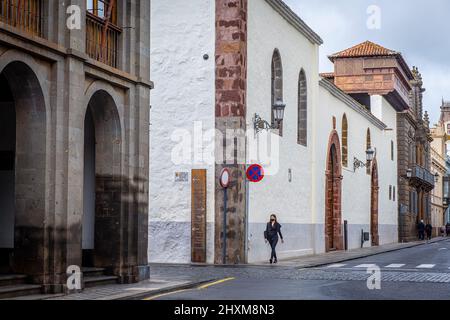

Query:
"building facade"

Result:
[[397, 68, 434, 242], [430, 123, 446, 235], [0, 0, 151, 294], [322, 42, 435, 243], [150, 0, 401, 264], [434, 101, 450, 228]]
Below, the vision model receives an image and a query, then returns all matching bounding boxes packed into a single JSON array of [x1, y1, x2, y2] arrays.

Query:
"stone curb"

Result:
[[115, 278, 218, 301]]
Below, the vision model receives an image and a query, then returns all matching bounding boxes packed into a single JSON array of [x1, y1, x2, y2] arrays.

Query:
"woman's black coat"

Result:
[[265, 222, 283, 240]]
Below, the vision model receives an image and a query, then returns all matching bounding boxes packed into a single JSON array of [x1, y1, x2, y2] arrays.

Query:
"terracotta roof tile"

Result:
[[320, 72, 335, 79], [328, 40, 414, 80], [329, 41, 399, 61]]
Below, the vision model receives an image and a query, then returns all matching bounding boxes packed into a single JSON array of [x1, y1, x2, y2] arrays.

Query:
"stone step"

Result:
[[83, 276, 118, 288], [0, 274, 27, 287], [82, 267, 107, 277], [0, 284, 42, 300]]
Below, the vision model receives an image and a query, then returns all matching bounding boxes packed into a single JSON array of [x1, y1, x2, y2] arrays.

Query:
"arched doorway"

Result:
[[82, 90, 122, 274], [325, 131, 343, 252], [371, 159, 379, 246], [0, 61, 46, 277]]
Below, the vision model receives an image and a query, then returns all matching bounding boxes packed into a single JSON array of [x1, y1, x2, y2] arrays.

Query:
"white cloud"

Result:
[[282, 0, 450, 124]]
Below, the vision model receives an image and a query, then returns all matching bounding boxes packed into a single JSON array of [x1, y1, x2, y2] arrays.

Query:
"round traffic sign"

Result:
[[220, 168, 231, 188], [246, 164, 264, 183]]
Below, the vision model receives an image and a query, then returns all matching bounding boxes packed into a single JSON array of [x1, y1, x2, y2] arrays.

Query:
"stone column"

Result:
[[59, 0, 88, 293], [214, 0, 248, 264]]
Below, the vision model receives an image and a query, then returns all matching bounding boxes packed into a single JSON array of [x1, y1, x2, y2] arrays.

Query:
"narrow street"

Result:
[[145, 239, 450, 300]]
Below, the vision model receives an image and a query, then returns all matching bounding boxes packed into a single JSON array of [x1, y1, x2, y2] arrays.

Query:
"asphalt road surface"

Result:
[[145, 239, 450, 300]]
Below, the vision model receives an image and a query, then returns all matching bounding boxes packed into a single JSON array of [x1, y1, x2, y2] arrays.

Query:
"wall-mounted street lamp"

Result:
[[353, 147, 376, 172], [406, 168, 413, 178], [434, 172, 440, 183], [253, 99, 286, 135], [400, 168, 413, 181]]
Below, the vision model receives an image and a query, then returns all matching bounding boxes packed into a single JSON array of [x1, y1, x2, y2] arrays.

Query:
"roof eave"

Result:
[[265, 0, 323, 45]]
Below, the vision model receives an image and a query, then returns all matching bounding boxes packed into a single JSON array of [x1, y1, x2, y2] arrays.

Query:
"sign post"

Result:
[[219, 168, 231, 264]]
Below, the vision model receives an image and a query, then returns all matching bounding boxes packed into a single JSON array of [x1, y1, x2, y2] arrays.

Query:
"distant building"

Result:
[[445, 156, 450, 224], [437, 100, 450, 225], [324, 41, 434, 243], [430, 113, 447, 235]]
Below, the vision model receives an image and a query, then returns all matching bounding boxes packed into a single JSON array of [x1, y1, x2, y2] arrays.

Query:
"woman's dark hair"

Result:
[[270, 214, 277, 223]]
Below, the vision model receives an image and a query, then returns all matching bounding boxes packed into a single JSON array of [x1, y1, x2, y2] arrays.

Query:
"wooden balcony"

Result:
[[0, 0, 43, 37], [410, 164, 435, 192], [86, 12, 121, 68]]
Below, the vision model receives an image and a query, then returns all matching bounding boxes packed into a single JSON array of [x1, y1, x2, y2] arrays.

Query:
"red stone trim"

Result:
[[215, 0, 247, 118], [371, 157, 380, 246], [325, 130, 344, 252], [214, 0, 248, 265]]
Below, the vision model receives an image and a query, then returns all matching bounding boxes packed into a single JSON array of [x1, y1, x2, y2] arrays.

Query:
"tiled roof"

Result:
[[319, 72, 335, 79], [328, 40, 414, 80], [329, 41, 399, 61]]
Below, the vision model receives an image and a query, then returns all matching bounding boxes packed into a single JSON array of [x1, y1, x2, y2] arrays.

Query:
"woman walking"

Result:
[[264, 214, 284, 264]]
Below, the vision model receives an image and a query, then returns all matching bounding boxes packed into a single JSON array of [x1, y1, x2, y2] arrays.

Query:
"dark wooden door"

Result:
[[191, 169, 207, 263]]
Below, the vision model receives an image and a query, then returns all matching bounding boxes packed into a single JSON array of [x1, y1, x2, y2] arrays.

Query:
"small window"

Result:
[[342, 114, 348, 167], [297, 69, 307, 146], [271, 49, 283, 136], [366, 128, 371, 175], [87, 0, 118, 24], [393, 186, 396, 201], [391, 141, 394, 161], [389, 185, 392, 200]]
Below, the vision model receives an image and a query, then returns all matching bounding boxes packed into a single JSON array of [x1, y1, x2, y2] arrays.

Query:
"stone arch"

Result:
[[298, 69, 307, 146], [0, 60, 47, 278], [82, 89, 123, 274], [83, 80, 125, 134], [325, 130, 343, 252], [371, 158, 379, 246]]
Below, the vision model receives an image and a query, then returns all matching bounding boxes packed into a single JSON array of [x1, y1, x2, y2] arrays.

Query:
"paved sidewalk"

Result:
[[150, 238, 448, 271], [9, 276, 214, 300], [254, 237, 447, 268]]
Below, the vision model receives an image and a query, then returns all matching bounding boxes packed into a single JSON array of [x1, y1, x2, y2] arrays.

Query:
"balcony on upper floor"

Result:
[[410, 164, 435, 192], [0, 0, 43, 38], [86, 0, 121, 69]]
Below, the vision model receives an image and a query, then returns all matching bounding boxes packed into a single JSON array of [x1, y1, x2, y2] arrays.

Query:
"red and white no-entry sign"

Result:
[[219, 168, 231, 188]]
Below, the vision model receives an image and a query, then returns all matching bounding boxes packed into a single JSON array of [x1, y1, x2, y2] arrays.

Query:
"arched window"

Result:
[[366, 128, 371, 174], [271, 49, 283, 135], [342, 114, 348, 167], [298, 69, 307, 146]]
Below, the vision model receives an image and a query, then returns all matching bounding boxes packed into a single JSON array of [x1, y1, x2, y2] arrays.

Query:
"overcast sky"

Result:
[[283, 0, 450, 125]]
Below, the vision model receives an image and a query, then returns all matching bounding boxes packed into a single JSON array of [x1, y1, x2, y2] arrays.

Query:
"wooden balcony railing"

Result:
[[0, 0, 43, 37], [410, 164, 435, 191], [86, 12, 121, 68]]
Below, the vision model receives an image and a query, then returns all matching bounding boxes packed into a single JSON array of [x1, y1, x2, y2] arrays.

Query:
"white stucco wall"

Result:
[[246, 0, 320, 262], [149, 0, 400, 265], [149, 0, 216, 263], [314, 86, 398, 253]]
